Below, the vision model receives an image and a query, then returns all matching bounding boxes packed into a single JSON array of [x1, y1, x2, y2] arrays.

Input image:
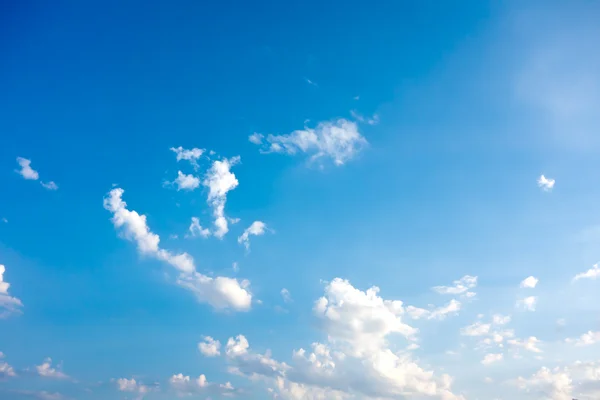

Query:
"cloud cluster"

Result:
[[203, 156, 240, 238], [15, 157, 58, 191], [0, 264, 23, 318], [250, 119, 367, 166], [104, 188, 251, 311]]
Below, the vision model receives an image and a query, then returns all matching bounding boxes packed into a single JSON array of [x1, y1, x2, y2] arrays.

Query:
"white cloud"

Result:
[[198, 336, 221, 357], [481, 353, 503, 365], [40, 181, 58, 191], [538, 175, 555, 191], [573, 263, 600, 282], [565, 330, 600, 346], [492, 314, 511, 325], [36, 358, 70, 380], [248, 133, 264, 145], [104, 188, 252, 311], [432, 275, 477, 296], [237, 221, 268, 250], [0, 264, 23, 318], [350, 109, 380, 125], [172, 171, 200, 191], [170, 146, 205, 168], [461, 322, 492, 337], [251, 119, 367, 166], [508, 336, 542, 353], [0, 351, 16, 378], [516, 366, 572, 400], [406, 299, 462, 321], [520, 276, 539, 288], [517, 296, 537, 311], [169, 373, 237, 397], [15, 157, 39, 180], [203, 157, 240, 238], [281, 288, 292, 303], [188, 217, 210, 238], [116, 377, 150, 397]]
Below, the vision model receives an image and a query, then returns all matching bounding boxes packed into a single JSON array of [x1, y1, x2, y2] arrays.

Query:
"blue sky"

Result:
[[1, 1, 600, 399]]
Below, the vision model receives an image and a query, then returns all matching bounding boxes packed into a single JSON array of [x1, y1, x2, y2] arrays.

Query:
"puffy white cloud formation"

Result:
[[0, 351, 16, 378], [173, 171, 200, 191], [188, 217, 210, 238], [169, 373, 237, 397], [215, 278, 465, 399], [565, 330, 600, 346], [237, 221, 268, 250], [432, 275, 477, 296], [203, 156, 240, 238], [508, 337, 543, 353], [104, 188, 251, 311], [516, 366, 572, 400], [0, 264, 23, 318], [36, 358, 70, 379], [537, 175, 556, 191], [520, 276, 539, 288], [15, 157, 39, 180], [170, 146, 205, 168], [116, 377, 151, 398], [573, 263, 600, 282], [481, 353, 503, 365], [250, 119, 367, 166], [198, 336, 221, 357]]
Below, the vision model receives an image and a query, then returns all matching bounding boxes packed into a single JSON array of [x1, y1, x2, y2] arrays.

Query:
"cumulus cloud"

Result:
[[538, 175, 555, 191], [432, 275, 477, 296], [520, 276, 539, 288], [280, 288, 292, 303], [0, 264, 23, 318], [565, 330, 600, 346], [172, 171, 200, 191], [36, 358, 70, 380], [203, 157, 240, 238], [516, 366, 572, 400], [116, 377, 152, 398], [508, 337, 542, 353], [517, 296, 537, 311], [188, 217, 210, 238], [0, 351, 16, 378], [481, 353, 503, 365], [40, 181, 59, 191], [104, 188, 251, 311], [237, 221, 269, 250], [15, 157, 39, 180], [170, 146, 205, 168], [573, 263, 600, 282], [250, 119, 367, 166], [198, 336, 221, 357], [169, 373, 237, 397]]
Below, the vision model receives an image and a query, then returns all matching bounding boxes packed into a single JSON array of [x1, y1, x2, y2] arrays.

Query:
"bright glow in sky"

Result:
[[1, 1, 600, 399]]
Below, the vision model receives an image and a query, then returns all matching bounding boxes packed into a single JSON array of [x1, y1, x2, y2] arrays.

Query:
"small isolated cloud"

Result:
[[172, 171, 200, 191], [237, 221, 269, 250], [0, 352, 17, 378], [481, 353, 503, 365], [40, 181, 58, 191], [203, 156, 240, 238], [520, 276, 539, 289], [432, 275, 477, 296], [565, 330, 600, 346], [0, 264, 23, 318], [170, 146, 205, 168], [350, 109, 380, 125], [537, 175, 555, 191], [248, 133, 263, 145], [573, 263, 600, 282], [116, 377, 151, 398], [508, 337, 542, 353], [36, 358, 70, 380], [250, 119, 367, 166], [104, 188, 252, 311], [15, 157, 39, 180], [517, 296, 537, 311], [304, 77, 318, 87], [188, 217, 210, 238], [280, 288, 292, 303], [198, 336, 221, 357]]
